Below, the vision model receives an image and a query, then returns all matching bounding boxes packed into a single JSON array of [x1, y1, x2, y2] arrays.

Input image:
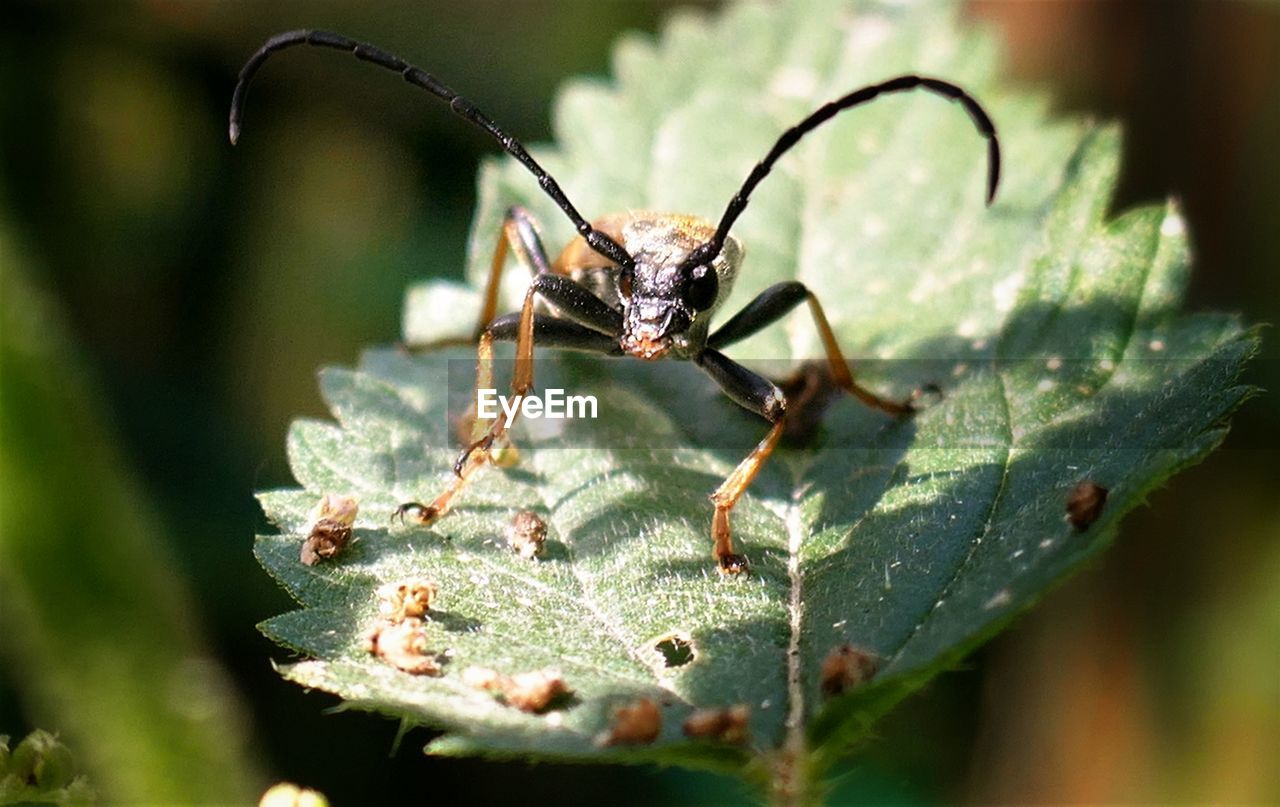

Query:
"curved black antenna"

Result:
[[229, 30, 634, 269], [679, 75, 1001, 275]]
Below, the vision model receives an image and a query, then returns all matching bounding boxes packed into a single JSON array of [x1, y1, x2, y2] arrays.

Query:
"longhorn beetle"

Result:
[[231, 30, 1000, 574]]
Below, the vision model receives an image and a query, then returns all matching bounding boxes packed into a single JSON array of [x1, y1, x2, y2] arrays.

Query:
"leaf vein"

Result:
[[885, 369, 1013, 671]]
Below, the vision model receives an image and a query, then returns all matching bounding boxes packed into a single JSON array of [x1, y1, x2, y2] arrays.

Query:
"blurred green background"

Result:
[[0, 1, 1276, 804]]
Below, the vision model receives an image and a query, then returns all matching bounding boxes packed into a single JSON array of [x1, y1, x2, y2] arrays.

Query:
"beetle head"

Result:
[[617, 216, 741, 360]]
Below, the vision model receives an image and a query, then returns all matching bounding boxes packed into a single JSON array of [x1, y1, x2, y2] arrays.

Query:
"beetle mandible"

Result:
[[230, 29, 1001, 574]]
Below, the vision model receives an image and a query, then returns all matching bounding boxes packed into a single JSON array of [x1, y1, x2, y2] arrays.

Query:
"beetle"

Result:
[[230, 30, 1000, 574]]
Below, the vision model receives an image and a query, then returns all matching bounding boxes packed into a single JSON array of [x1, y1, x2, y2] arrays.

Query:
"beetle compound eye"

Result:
[[684, 265, 718, 312], [619, 270, 634, 299]]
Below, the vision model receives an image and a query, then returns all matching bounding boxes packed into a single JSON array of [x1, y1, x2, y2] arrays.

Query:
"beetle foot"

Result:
[[392, 502, 439, 526], [716, 553, 750, 576], [453, 434, 496, 476]]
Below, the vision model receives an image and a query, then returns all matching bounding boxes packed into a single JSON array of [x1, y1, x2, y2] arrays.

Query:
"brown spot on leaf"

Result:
[[505, 510, 548, 559], [376, 579, 438, 622], [363, 618, 442, 676], [597, 698, 662, 746], [820, 644, 878, 697], [1066, 480, 1108, 531], [300, 494, 358, 565], [682, 704, 750, 744], [463, 666, 571, 713]]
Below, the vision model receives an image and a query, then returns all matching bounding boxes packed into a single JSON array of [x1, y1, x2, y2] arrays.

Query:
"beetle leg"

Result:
[[708, 281, 914, 416], [395, 276, 620, 527], [395, 286, 536, 526], [466, 213, 619, 445], [473, 205, 552, 340], [695, 348, 789, 574], [486, 312, 622, 352], [492, 273, 623, 337], [459, 209, 547, 453], [456, 273, 621, 467], [710, 421, 785, 574]]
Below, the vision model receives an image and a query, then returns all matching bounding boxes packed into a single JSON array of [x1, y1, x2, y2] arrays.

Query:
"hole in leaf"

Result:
[[654, 633, 695, 667]]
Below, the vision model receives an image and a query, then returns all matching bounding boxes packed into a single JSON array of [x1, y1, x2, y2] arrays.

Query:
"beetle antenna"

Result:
[[229, 30, 634, 269], [680, 75, 1001, 273]]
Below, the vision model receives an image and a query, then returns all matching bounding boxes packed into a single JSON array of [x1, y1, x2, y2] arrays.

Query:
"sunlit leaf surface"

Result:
[[255, 0, 1255, 793]]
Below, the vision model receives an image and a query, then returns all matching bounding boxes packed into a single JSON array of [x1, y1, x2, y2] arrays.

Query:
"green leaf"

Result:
[[254, 0, 1257, 800]]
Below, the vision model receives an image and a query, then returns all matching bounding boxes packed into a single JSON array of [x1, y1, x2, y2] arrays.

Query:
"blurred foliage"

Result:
[[0, 0, 1276, 804], [0, 730, 94, 805], [0, 234, 261, 802]]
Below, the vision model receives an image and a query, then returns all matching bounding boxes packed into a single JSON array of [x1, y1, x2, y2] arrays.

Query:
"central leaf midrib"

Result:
[[782, 472, 809, 757]]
